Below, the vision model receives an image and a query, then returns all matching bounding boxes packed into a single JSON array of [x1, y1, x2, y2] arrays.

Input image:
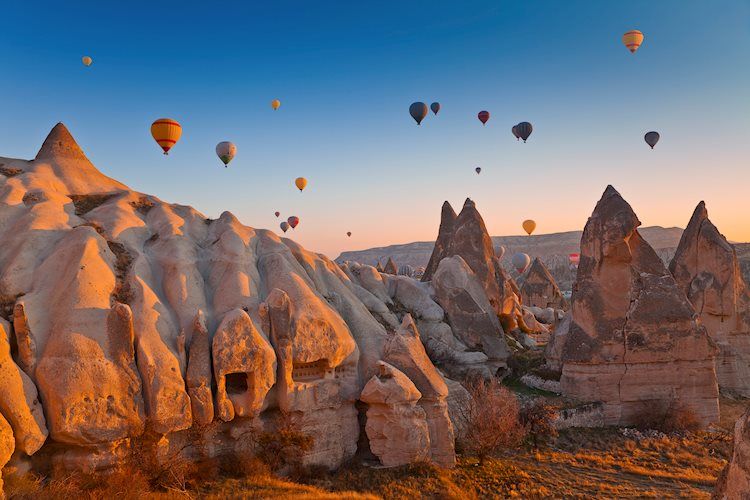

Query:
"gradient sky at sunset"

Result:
[[1, 1, 748, 257]]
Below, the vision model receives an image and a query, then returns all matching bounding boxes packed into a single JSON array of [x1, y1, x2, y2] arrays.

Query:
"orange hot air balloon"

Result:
[[150, 118, 182, 155], [522, 219, 536, 236], [271, 99, 281, 110], [622, 30, 644, 54], [295, 177, 307, 192], [287, 216, 299, 229], [478, 111, 490, 125]]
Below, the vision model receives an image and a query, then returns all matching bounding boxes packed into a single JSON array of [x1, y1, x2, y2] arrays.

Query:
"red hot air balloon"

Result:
[[512, 125, 520, 141], [478, 111, 490, 125], [569, 253, 580, 266], [347, 231, 352, 237], [274, 211, 280, 218], [287, 216, 299, 229], [409, 102, 428, 125]]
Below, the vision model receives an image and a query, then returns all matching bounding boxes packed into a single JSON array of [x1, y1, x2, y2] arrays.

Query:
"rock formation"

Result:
[[714, 407, 750, 499], [554, 186, 719, 427], [520, 257, 567, 310], [670, 202, 750, 397], [0, 123, 458, 474], [383, 257, 398, 275], [360, 361, 430, 467]]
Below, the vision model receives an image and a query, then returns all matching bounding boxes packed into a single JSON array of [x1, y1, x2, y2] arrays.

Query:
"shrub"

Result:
[[519, 399, 558, 448], [456, 378, 525, 463], [256, 411, 314, 475], [635, 399, 702, 434]]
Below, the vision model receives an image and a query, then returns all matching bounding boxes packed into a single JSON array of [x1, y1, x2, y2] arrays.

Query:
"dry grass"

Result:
[[69, 193, 119, 216]]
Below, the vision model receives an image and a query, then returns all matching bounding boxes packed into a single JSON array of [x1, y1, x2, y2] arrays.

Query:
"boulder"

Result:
[[360, 361, 430, 467], [559, 186, 719, 427], [520, 257, 567, 310], [670, 202, 750, 397], [714, 407, 750, 499]]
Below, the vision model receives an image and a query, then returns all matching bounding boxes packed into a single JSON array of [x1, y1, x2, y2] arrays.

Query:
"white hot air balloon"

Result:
[[511, 252, 531, 274], [495, 245, 506, 260], [215, 141, 237, 168]]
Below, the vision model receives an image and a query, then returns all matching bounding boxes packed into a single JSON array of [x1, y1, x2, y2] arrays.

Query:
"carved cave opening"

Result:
[[225, 372, 249, 394]]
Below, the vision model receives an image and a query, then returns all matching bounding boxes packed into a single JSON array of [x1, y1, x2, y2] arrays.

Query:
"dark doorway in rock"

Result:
[[225, 372, 248, 394]]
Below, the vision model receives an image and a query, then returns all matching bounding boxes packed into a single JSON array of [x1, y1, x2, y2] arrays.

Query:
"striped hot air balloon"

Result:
[[287, 216, 300, 229], [280, 221, 289, 233], [150, 118, 182, 155], [622, 30, 644, 54], [517, 122, 533, 142]]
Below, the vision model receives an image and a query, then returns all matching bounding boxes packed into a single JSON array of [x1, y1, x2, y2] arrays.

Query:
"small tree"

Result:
[[256, 411, 314, 474], [519, 399, 558, 448], [457, 378, 524, 464]]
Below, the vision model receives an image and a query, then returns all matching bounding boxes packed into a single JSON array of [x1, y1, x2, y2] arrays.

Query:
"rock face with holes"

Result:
[[670, 202, 750, 397], [0, 123, 456, 473], [714, 407, 750, 499], [520, 258, 567, 310], [557, 186, 719, 427], [360, 361, 430, 467]]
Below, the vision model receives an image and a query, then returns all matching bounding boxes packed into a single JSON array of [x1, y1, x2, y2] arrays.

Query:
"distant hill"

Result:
[[337, 226, 687, 291]]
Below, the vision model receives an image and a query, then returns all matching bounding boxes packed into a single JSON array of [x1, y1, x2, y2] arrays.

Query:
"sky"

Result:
[[1, 1, 748, 258]]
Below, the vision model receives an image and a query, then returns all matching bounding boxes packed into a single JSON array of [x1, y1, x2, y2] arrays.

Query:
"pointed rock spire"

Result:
[[384, 257, 398, 275], [35, 123, 89, 162], [422, 201, 458, 281], [520, 257, 566, 309]]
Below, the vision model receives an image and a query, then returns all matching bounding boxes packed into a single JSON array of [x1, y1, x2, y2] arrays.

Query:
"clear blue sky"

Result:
[[1, 1, 748, 257]]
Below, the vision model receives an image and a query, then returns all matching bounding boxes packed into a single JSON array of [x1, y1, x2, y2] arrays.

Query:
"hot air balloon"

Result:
[[644, 131, 660, 149], [280, 221, 289, 233], [275, 211, 280, 218], [150, 118, 182, 155], [522, 219, 536, 236], [271, 99, 281, 110], [475, 167, 481, 174], [347, 231, 352, 237], [569, 253, 580, 266], [409, 102, 428, 125], [512, 252, 531, 274], [215, 141, 236, 168], [495, 245, 506, 260], [512, 125, 520, 141], [82, 56, 93, 67], [287, 216, 299, 229], [430, 102, 441, 115], [478, 111, 490, 125], [622, 30, 644, 54], [295, 177, 307, 192], [517, 122, 533, 142]]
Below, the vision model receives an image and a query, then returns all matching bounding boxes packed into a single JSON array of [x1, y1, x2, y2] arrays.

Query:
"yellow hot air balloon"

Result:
[[82, 56, 93, 67], [271, 99, 281, 110], [150, 118, 182, 155], [295, 177, 307, 192], [622, 30, 644, 54], [522, 219, 536, 236]]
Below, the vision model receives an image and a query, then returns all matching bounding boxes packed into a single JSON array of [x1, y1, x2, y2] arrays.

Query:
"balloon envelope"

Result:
[[496, 245, 506, 260], [347, 231, 352, 237], [295, 177, 307, 192], [512, 253, 531, 274], [622, 30, 644, 53], [409, 102, 428, 125], [82, 56, 92, 66], [644, 131, 660, 149], [430, 102, 441, 115], [280, 221, 289, 233], [512, 125, 520, 140], [271, 99, 281, 110], [150, 118, 182, 155], [275, 211, 280, 217], [569, 253, 580, 265], [475, 167, 481, 174], [215, 141, 237, 167], [478, 111, 490, 125], [522, 219, 536, 235], [287, 216, 300, 229], [517, 122, 533, 142]]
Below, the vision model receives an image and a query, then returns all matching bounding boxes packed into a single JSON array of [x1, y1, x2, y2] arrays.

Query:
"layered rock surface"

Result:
[[0, 124, 456, 472], [520, 257, 567, 310], [670, 202, 750, 397], [554, 186, 719, 426], [714, 407, 750, 499]]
